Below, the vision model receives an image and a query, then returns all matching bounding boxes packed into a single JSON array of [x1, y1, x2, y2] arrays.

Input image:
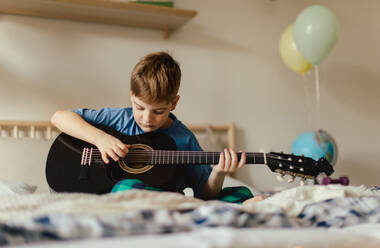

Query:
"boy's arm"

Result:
[[203, 149, 246, 199], [51, 110, 129, 164]]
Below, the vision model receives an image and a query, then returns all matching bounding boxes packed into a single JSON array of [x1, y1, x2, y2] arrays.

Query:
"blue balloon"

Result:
[[292, 130, 338, 166]]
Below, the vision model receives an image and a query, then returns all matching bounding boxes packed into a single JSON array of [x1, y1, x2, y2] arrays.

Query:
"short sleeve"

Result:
[[184, 135, 212, 199], [72, 108, 125, 129]]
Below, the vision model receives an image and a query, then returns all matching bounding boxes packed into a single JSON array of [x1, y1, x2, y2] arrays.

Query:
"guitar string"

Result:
[[85, 150, 300, 163], [84, 150, 302, 163], [84, 152, 307, 170], [86, 151, 263, 161], [78, 148, 311, 176]]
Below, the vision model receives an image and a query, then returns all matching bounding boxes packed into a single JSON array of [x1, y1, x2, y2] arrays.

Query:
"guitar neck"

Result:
[[124, 151, 266, 165]]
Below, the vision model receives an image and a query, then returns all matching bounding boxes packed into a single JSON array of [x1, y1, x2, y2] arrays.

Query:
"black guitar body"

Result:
[[46, 125, 178, 194]]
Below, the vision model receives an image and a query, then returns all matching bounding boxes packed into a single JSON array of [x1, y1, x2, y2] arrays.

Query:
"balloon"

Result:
[[294, 5, 339, 65], [279, 24, 312, 75]]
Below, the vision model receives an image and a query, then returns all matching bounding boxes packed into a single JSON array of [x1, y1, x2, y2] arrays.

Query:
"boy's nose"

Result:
[[143, 111, 153, 122]]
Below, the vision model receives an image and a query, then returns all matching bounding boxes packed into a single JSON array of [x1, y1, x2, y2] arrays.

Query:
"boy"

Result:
[[51, 51, 253, 200]]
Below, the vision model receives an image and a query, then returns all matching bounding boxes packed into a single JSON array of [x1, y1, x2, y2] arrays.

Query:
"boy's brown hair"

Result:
[[131, 51, 181, 104]]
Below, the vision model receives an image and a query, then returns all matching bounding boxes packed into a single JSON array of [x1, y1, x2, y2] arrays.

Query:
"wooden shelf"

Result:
[[0, 0, 197, 38]]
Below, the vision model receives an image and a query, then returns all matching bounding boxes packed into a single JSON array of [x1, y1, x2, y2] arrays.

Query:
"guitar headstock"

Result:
[[266, 152, 334, 182]]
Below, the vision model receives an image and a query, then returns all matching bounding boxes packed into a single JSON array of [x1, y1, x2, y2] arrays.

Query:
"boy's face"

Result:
[[131, 93, 179, 132]]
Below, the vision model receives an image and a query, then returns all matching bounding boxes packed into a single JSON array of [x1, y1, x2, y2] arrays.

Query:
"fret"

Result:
[[193, 152, 195, 165], [213, 152, 215, 164], [187, 151, 189, 164], [171, 151, 174, 164], [205, 152, 207, 164], [182, 151, 184, 165], [158, 150, 161, 165]]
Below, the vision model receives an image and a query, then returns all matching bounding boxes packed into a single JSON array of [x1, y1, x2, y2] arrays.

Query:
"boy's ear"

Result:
[[170, 95, 180, 111]]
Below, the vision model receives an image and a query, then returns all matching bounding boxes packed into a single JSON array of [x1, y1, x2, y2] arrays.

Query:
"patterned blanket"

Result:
[[1, 185, 380, 246]]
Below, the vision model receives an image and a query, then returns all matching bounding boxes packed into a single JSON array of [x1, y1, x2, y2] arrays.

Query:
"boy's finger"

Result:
[[108, 150, 119, 162], [118, 143, 130, 152], [102, 153, 109, 164], [224, 148, 231, 171], [230, 149, 238, 169], [219, 152, 225, 170], [238, 152, 247, 168], [114, 147, 127, 158]]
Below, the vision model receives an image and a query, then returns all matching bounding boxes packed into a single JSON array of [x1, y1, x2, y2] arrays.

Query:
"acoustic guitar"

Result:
[[45, 125, 334, 194]]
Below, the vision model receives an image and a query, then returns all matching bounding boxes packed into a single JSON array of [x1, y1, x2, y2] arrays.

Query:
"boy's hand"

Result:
[[211, 148, 246, 174], [94, 132, 131, 164]]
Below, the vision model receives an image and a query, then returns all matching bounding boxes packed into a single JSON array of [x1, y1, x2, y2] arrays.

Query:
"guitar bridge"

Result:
[[78, 147, 92, 180]]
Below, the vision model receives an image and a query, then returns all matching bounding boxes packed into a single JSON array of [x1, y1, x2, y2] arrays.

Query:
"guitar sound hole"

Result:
[[128, 147, 150, 167], [118, 144, 153, 174]]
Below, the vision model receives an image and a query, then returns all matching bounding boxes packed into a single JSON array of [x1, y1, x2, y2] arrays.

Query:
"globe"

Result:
[[291, 129, 338, 166]]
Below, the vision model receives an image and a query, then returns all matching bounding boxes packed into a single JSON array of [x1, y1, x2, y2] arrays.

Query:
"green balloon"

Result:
[[294, 5, 340, 65]]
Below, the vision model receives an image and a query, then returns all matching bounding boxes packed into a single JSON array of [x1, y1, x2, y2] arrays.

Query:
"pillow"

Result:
[[0, 180, 37, 195]]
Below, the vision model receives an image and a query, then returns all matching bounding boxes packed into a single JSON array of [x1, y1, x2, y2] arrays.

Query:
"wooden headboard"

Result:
[[0, 120, 236, 150]]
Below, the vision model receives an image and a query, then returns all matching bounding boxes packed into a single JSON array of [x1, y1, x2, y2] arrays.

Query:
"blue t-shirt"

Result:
[[72, 107, 212, 198]]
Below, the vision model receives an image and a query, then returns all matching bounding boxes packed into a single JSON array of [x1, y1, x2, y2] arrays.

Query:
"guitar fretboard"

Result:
[[123, 151, 266, 165]]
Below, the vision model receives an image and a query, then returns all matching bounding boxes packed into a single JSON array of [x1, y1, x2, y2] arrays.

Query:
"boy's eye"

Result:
[[154, 111, 165, 115]]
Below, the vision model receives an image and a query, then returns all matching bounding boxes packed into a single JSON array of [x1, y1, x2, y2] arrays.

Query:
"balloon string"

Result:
[[302, 75, 312, 131], [315, 65, 321, 129]]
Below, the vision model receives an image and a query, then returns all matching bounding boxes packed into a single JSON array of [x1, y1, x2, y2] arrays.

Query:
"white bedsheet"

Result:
[[2, 185, 380, 247], [8, 225, 380, 248]]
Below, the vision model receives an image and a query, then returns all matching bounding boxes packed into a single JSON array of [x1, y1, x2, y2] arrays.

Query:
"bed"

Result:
[[1, 121, 380, 247], [1, 182, 380, 247]]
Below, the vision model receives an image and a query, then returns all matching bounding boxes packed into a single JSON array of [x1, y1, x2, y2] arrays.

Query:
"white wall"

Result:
[[1, 0, 379, 192]]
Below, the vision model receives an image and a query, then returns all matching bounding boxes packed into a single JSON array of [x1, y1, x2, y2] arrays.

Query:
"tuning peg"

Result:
[[287, 176, 295, 183], [276, 174, 285, 182]]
